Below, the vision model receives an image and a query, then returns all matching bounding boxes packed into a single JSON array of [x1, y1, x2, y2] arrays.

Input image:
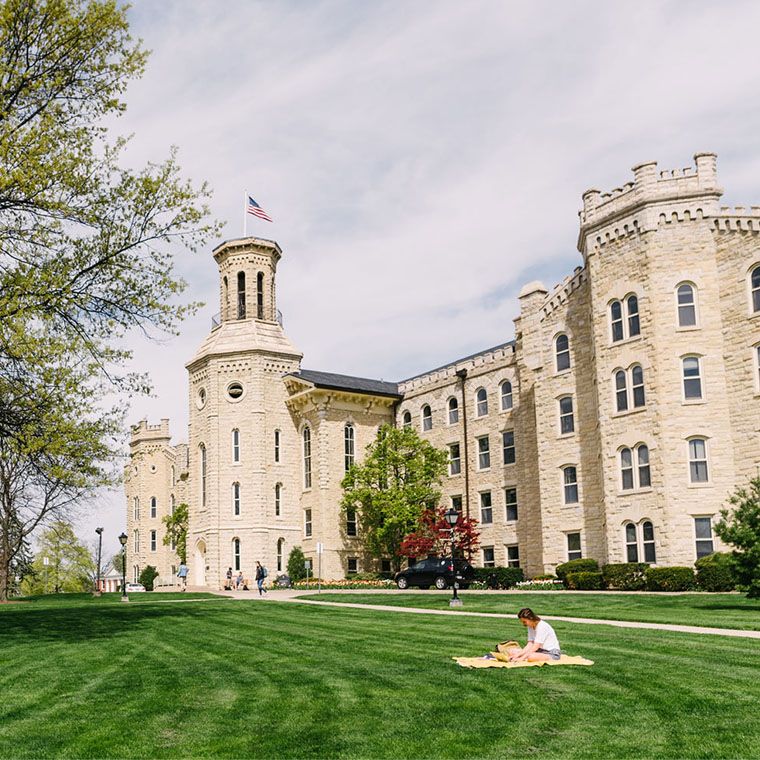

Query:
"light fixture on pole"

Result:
[[118, 532, 129, 603], [94, 527, 104, 596], [444, 507, 463, 607]]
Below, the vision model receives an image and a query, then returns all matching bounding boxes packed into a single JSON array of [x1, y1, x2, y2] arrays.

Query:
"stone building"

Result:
[[125, 152, 760, 585]]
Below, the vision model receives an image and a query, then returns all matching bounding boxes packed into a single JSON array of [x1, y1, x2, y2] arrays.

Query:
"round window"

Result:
[[227, 382, 244, 400], [197, 388, 207, 409], [150, 465, 157, 473]]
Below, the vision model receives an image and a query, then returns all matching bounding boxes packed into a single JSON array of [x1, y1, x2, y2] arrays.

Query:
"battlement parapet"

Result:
[[130, 418, 171, 446], [540, 266, 586, 320], [713, 206, 760, 233]]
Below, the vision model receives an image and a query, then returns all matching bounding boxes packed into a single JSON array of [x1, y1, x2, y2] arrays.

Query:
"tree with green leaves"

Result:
[[341, 424, 448, 569], [138, 565, 158, 591], [20, 521, 94, 595], [162, 502, 188, 563], [287, 546, 307, 581], [715, 477, 760, 598]]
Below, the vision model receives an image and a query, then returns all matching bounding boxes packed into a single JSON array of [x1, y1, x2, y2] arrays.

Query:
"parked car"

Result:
[[394, 557, 475, 590], [125, 583, 146, 592]]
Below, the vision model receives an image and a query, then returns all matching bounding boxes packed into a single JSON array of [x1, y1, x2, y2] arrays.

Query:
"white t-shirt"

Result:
[[527, 620, 560, 651]]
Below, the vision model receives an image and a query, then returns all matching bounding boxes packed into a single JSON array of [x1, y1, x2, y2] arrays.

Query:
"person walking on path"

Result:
[[505, 608, 561, 662], [225, 567, 233, 590], [177, 562, 189, 591], [255, 561, 268, 596]]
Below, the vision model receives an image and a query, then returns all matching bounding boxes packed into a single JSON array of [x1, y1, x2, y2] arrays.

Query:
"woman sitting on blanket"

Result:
[[506, 608, 562, 662]]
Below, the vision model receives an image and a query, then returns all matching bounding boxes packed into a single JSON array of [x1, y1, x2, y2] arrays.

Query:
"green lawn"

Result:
[[1, 594, 759, 758], [297, 591, 760, 630]]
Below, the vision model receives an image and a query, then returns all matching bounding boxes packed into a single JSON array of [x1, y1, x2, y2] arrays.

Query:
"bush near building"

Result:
[[602, 563, 648, 591], [473, 567, 524, 588], [565, 571, 605, 590], [645, 566, 696, 592], [695, 552, 736, 592], [138, 566, 159, 591], [555, 559, 599, 584]]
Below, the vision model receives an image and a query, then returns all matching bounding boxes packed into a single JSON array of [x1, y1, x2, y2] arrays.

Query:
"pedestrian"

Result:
[[505, 608, 561, 662], [236, 571, 244, 589], [225, 567, 233, 590], [255, 561, 268, 596], [177, 561, 189, 591]]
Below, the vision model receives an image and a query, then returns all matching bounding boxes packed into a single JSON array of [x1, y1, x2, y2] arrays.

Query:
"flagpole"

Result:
[[243, 190, 247, 238]]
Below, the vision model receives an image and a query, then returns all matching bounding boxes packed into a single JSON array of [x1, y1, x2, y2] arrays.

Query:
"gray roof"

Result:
[[400, 339, 515, 383], [287, 369, 401, 398]]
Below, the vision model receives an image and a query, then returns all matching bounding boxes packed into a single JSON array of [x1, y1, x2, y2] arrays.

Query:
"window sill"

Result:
[[477, 468, 491, 473], [448, 472, 462, 478], [499, 407, 514, 414], [608, 334, 642, 349], [617, 487, 653, 496], [557, 432, 575, 439], [687, 482, 713, 489], [612, 406, 647, 418], [682, 399, 707, 405], [675, 325, 700, 332], [553, 369, 572, 378]]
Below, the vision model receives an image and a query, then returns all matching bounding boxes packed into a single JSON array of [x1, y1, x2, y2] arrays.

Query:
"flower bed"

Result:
[[291, 578, 396, 590], [513, 579, 566, 591]]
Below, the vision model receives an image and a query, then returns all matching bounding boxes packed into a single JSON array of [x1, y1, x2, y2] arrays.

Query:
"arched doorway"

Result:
[[194, 540, 207, 586]]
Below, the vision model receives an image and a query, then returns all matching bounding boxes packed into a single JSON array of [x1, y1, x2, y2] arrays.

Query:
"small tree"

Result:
[[138, 565, 159, 592], [399, 508, 481, 561], [715, 477, 760, 598], [162, 502, 188, 563], [341, 424, 448, 569], [287, 546, 307, 581]]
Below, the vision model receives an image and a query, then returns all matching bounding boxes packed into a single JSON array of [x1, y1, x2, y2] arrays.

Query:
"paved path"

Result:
[[209, 588, 760, 640]]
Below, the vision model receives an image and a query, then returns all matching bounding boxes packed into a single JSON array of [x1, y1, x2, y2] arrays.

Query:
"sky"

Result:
[[76, 0, 760, 557]]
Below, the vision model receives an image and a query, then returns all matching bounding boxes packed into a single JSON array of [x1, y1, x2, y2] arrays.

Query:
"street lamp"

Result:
[[94, 527, 104, 596], [444, 507, 463, 607], [118, 532, 129, 603]]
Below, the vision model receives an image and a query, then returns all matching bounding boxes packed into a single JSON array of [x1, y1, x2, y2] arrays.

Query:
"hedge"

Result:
[[473, 567, 525, 589], [695, 552, 736, 592], [645, 566, 696, 592], [602, 563, 648, 591], [555, 558, 599, 584], [138, 565, 158, 591], [565, 571, 605, 590]]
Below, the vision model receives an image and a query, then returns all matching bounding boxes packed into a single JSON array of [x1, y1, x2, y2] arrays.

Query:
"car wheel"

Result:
[[396, 577, 409, 590], [434, 576, 448, 590]]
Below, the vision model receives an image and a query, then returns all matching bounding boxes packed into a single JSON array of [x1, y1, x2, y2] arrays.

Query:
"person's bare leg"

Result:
[[506, 647, 522, 659], [525, 652, 552, 662]]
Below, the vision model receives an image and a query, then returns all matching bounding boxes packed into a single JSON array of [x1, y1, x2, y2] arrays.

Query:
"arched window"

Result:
[[199, 443, 207, 507], [223, 276, 228, 318], [133, 529, 140, 553], [631, 365, 645, 408], [402, 411, 412, 429], [555, 334, 570, 372], [751, 265, 760, 313], [170, 494, 175, 515], [677, 283, 697, 327], [448, 397, 459, 424], [274, 429, 281, 463], [620, 448, 634, 490], [232, 428, 240, 462], [150, 497, 157, 519], [615, 370, 628, 412], [688, 438, 709, 483], [233, 538, 241, 571], [637, 444, 651, 488], [275, 483, 281, 516], [133, 564, 140, 583], [257, 271, 264, 319], [236, 271, 246, 319], [133, 496, 140, 520], [682, 357, 702, 400], [501, 381, 513, 410], [562, 466, 578, 504], [625, 523, 638, 562], [171, 466, 176, 486], [626, 295, 640, 337], [476, 388, 488, 417], [232, 482, 241, 516], [610, 300, 624, 342], [303, 427, 312, 489], [277, 538, 284, 572], [559, 396, 574, 434], [344, 424, 355, 472], [421, 405, 432, 431], [642, 521, 656, 563]]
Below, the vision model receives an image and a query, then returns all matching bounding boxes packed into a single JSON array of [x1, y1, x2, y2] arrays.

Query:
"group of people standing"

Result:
[[225, 561, 269, 595]]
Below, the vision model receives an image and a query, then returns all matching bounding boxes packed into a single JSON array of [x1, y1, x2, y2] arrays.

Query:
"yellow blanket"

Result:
[[454, 654, 594, 668]]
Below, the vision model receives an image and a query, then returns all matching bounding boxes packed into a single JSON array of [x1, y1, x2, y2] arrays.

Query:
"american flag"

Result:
[[246, 196, 273, 222]]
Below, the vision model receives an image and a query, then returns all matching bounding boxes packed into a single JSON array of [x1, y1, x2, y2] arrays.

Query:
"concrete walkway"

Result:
[[210, 588, 760, 640]]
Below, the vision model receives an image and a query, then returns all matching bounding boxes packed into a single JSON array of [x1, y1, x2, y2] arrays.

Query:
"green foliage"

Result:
[[566, 571, 606, 590], [20, 521, 95, 595], [472, 567, 524, 588], [602, 563, 648, 591], [286, 546, 307, 581], [695, 552, 736, 592], [162, 503, 188, 563], [645, 566, 696, 592], [341, 424, 448, 565], [138, 565, 159, 592], [715, 477, 760, 598], [555, 558, 599, 583]]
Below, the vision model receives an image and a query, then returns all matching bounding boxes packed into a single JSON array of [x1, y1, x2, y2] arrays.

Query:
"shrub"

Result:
[[602, 563, 648, 591], [473, 567, 525, 589], [565, 571, 605, 590], [287, 546, 307, 581], [555, 558, 599, 584], [695, 552, 736, 592], [138, 565, 158, 591], [514, 579, 565, 591], [347, 572, 385, 581], [645, 566, 696, 592]]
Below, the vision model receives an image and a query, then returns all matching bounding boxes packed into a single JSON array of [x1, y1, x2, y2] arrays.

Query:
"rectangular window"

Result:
[[274, 429, 280, 463], [449, 443, 461, 475], [451, 495, 463, 514], [232, 429, 240, 463], [303, 429, 312, 489], [381, 559, 392, 573], [477, 436, 490, 470], [150, 499, 156, 519], [567, 532, 582, 561], [304, 509, 312, 538], [233, 483, 241, 516], [563, 466, 579, 504], [694, 517, 714, 558], [505, 488, 518, 521], [482, 547, 495, 568], [480, 491, 493, 524], [150, 530, 156, 552], [133, 530, 139, 553], [506, 545, 520, 568], [346, 509, 357, 537], [559, 396, 574, 434], [347, 558, 358, 575], [502, 430, 515, 465], [689, 439, 709, 483], [683, 357, 702, 400], [274, 484, 281, 517]]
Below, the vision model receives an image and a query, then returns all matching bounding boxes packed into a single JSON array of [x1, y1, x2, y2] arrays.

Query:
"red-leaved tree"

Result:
[[400, 508, 480, 560]]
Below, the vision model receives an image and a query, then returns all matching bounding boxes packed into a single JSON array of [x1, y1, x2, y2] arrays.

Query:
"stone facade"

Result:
[[125, 153, 760, 586]]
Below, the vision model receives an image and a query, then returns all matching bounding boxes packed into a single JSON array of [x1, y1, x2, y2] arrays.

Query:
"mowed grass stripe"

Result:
[[0, 597, 759, 758]]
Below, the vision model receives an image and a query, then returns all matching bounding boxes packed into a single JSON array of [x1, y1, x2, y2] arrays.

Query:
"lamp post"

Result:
[[94, 527, 104, 596], [444, 507, 463, 607], [118, 532, 128, 602]]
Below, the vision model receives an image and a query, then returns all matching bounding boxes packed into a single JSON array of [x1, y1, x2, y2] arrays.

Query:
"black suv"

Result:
[[394, 557, 475, 590]]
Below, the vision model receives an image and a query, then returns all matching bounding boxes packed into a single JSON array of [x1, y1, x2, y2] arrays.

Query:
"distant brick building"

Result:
[[125, 152, 760, 585]]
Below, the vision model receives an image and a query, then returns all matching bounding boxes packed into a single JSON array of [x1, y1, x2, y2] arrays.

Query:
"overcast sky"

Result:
[[78, 0, 760, 556]]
